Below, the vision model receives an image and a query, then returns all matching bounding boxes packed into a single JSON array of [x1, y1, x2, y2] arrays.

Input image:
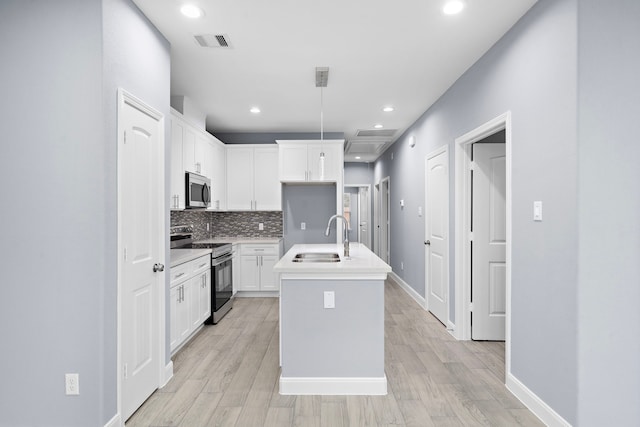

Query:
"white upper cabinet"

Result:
[[226, 145, 280, 211], [170, 118, 185, 209], [210, 140, 226, 210], [170, 109, 226, 210], [277, 140, 344, 183]]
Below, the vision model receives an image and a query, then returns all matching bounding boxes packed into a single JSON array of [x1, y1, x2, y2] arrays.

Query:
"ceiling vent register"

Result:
[[355, 129, 398, 138], [194, 34, 231, 48]]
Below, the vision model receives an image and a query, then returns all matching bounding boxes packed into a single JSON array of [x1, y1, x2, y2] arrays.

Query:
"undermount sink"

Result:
[[292, 252, 341, 263]]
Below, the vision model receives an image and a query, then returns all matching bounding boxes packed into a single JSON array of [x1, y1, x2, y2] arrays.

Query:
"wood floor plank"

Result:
[[126, 279, 543, 427], [151, 379, 206, 426], [177, 392, 222, 427]]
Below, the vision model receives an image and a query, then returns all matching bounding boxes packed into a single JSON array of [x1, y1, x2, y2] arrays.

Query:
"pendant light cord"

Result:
[[320, 86, 324, 150]]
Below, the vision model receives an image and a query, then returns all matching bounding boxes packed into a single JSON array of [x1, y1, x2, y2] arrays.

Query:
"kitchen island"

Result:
[[273, 243, 391, 395]]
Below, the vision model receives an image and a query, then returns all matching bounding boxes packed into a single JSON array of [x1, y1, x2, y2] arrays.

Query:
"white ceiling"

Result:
[[132, 0, 537, 162]]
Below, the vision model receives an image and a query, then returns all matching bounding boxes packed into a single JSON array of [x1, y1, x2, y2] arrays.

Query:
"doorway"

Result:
[[454, 112, 512, 374], [374, 177, 390, 263], [344, 184, 371, 248], [117, 89, 167, 422]]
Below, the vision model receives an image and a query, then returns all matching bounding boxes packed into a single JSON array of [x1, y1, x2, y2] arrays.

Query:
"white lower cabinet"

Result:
[[235, 243, 280, 292], [170, 254, 211, 354]]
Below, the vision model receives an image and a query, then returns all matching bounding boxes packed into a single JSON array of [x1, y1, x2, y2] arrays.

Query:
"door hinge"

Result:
[[124, 131, 127, 144], [469, 161, 476, 171], [469, 303, 474, 312], [123, 363, 128, 379], [123, 247, 127, 261], [468, 232, 473, 242]]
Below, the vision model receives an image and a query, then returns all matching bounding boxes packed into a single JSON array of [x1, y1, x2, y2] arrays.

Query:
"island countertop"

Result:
[[273, 243, 391, 279]]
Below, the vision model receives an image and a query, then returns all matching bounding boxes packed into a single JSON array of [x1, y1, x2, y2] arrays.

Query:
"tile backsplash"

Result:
[[171, 210, 283, 240]]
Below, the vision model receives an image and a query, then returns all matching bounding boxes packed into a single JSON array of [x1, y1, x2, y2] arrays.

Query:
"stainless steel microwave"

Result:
[[185, 172, 211, 209]]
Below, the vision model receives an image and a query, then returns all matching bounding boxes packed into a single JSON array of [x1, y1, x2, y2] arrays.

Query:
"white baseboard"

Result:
[[104, 413, 121, 427], [279, 375, 387, 395], [388, 272, 426, 309], [506, 373, 571, 427], [161, 360, 174, 388]]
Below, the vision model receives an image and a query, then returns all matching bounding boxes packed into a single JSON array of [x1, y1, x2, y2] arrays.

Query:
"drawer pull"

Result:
[[175, 272, 185, 279]]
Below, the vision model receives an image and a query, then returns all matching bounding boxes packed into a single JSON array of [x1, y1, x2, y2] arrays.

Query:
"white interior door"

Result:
[[120, 93, 164, 421], [472, 143, 506, 341], [359, 187, 370, 249], [425, 148, 449, 326]]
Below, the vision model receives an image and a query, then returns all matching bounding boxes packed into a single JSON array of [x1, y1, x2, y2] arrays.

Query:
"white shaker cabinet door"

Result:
[[170, 118, 185, 209], [254, 147, 281, 210], [226, 147, 255, 210], [278, 144, 308, 181]]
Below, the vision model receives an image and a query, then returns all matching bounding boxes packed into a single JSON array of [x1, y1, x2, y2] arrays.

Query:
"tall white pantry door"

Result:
[[119, 93, 164, 421], [471, 143, 506, 341]]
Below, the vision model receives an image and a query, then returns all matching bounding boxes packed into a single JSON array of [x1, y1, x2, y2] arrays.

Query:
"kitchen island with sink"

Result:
[[273, 243, 391, 395]]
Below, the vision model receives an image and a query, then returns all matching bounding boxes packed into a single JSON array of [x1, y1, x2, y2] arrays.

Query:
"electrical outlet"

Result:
[[301, 222, 306, 230], [206, 223, 210, 231], [258, 223, 264, 231], [65, 373, 79, 395], [418, 206, 422, 217]]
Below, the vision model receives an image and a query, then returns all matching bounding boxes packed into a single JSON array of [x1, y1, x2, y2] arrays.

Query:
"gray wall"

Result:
[[282, 184, 337, 253], [577, 0, 640, 424], [0, 1, 169, 425], [344, 162, 374, 185], [373, 0, 579, 422]]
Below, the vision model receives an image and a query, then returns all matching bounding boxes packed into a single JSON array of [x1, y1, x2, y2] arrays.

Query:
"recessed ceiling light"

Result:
[[250, 107, 261, 114], [374, 124, 383, 129], [180, 4, 204, 18], [382, 106, 395, 112], [442, 0, 465, 15], [355, 156, 361, 160]]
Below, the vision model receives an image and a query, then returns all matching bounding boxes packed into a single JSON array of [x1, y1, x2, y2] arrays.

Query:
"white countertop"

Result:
[[170, 248, 212, 267], [193, 237, 282, 245], [273, 243, 391, 280]]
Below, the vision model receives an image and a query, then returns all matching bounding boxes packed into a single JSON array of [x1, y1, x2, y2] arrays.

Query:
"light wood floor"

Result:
[[126, 280, 543, 427]]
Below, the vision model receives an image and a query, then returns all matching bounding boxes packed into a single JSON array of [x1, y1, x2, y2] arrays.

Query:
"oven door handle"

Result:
[[212, 253, 233, 266]]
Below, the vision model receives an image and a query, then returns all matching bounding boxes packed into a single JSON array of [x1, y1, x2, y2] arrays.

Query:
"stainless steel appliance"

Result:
[[185, 172, 211, 209], [170, 227, 233, 323]]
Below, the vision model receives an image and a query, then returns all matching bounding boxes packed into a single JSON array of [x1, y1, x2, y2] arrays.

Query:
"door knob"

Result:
[[424, 240, 431, 246], [153, 263, 165, 272]]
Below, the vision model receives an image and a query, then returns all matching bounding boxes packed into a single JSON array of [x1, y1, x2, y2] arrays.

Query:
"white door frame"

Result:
[[454, 112, 512, 369], [116, 88, 168, 422], [344, 184, 372, 247], [379, 177, 391, 264], [424, 145, 450, 327]]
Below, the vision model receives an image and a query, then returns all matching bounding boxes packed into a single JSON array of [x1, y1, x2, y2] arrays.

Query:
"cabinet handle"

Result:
[[256, 257, 259, 267], [260, 256, 263, 266], [198, 262, 208, 268]]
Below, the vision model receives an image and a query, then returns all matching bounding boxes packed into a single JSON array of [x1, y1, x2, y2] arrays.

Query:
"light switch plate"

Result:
[[533, 201, 543, 221], [301, 222, 306, 230], [324, 291, 335, 309], [258, 223, 264, 230]]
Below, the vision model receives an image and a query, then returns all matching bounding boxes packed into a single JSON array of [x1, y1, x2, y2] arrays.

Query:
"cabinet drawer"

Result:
[[170, 254, 210, 286], [170, 262, 191, 286], [240, 244, 279, 256], [192, 255, 211, 275]]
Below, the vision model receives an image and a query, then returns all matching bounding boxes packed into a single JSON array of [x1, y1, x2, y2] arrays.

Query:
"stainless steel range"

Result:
[[171, 227, 233, 324]]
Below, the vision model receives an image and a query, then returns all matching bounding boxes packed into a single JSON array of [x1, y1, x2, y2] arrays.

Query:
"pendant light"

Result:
[[316, 67, 329, 180]]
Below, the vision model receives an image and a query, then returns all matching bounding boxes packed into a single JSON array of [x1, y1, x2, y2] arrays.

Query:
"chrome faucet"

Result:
[[325, 214, 351, 258]]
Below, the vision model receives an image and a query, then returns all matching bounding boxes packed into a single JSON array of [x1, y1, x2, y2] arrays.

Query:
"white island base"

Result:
[[274, 243, 391, 395]]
